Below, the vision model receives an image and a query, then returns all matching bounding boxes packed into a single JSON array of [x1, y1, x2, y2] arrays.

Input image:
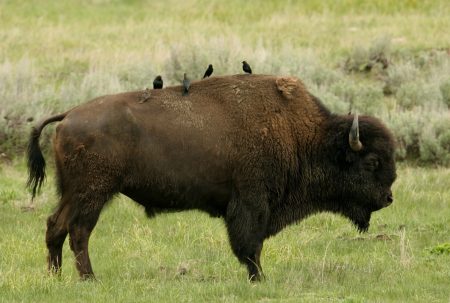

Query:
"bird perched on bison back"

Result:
[[182, 73, 190, 96], [153, 75, 163, 89], [242, 61, 252, 74], [203, 64, 213, 79]]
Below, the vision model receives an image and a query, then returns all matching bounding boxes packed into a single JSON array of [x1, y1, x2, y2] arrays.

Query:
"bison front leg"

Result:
[[225, 189, 269, 282]]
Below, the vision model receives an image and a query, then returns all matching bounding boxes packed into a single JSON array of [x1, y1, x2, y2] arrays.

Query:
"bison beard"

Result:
[[348, 208, 372, 233], [27, 74, 396, 282]]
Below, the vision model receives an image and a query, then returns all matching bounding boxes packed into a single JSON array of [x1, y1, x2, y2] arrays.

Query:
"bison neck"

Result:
[[266, 113, 355, 237]]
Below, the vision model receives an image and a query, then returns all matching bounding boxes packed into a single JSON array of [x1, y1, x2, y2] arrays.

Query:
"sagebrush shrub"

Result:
[[439, 81, 450, 107], [1, 43, 449, 166], [419, 117, 450, 166]]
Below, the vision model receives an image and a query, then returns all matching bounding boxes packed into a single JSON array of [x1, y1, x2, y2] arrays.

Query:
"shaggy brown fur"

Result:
[[27, 74, 396, 281]]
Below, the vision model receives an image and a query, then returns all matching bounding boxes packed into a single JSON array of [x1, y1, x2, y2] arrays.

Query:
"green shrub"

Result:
[[329, 80, 385, 115], [395, 81, 442, 110], [384, 111, 422, 161], [384, 110, 450, 165], [427, 243, 450, 255], [343, 36, 391, 74], [310, 86, 350, 114], [439, 81, 450, 107], [1, 43, 449, 166], [383, 62, 419, 96], [419, 117, 450, 166]]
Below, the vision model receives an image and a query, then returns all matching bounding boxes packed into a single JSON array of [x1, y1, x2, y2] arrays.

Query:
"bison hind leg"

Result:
[[50, 148, 122, 279], [46, 199, 73, 275], [67, 190, 115, 280]]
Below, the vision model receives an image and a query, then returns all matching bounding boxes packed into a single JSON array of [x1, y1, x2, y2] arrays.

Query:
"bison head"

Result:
[[324, 113, 397, 232]]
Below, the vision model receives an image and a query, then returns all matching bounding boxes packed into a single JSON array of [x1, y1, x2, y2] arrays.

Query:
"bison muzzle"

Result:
[[27, 74, 397, 281]]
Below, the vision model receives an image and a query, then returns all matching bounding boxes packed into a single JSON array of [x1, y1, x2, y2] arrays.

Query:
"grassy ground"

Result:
[[1, 162, 449, 302]]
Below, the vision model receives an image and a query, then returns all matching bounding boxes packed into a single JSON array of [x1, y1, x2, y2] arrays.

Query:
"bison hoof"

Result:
[[249, 272, 265, 282], [80, 273, 96, 281]]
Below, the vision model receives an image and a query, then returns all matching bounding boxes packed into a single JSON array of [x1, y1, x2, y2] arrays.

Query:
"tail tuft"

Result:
[[26, 127, 46, 201]]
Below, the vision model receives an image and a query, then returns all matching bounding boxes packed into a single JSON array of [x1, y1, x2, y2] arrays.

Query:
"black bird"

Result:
[[203, 64, 213, 79], [242, 61, 252, 74], [183, 73, 190, 96], [153, 75, 163, 89]]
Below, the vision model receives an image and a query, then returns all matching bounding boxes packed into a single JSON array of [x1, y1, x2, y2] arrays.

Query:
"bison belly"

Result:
[[121, 179, 231, 217]]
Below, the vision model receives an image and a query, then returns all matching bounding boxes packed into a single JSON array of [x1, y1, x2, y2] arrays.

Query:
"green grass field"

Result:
[[1, 0, 449, 302], [1, 163, 449, 302]]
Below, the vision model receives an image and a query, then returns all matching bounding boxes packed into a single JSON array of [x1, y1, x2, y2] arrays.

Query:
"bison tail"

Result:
[[26, 113, 66, 201], [26, 127, 46, 201]]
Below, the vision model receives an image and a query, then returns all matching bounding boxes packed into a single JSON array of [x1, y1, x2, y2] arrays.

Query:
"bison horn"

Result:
[[349, 113, 363, 152]]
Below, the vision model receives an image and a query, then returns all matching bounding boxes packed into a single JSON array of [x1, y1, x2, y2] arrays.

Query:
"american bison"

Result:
[[27, 74, 396, 281]]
